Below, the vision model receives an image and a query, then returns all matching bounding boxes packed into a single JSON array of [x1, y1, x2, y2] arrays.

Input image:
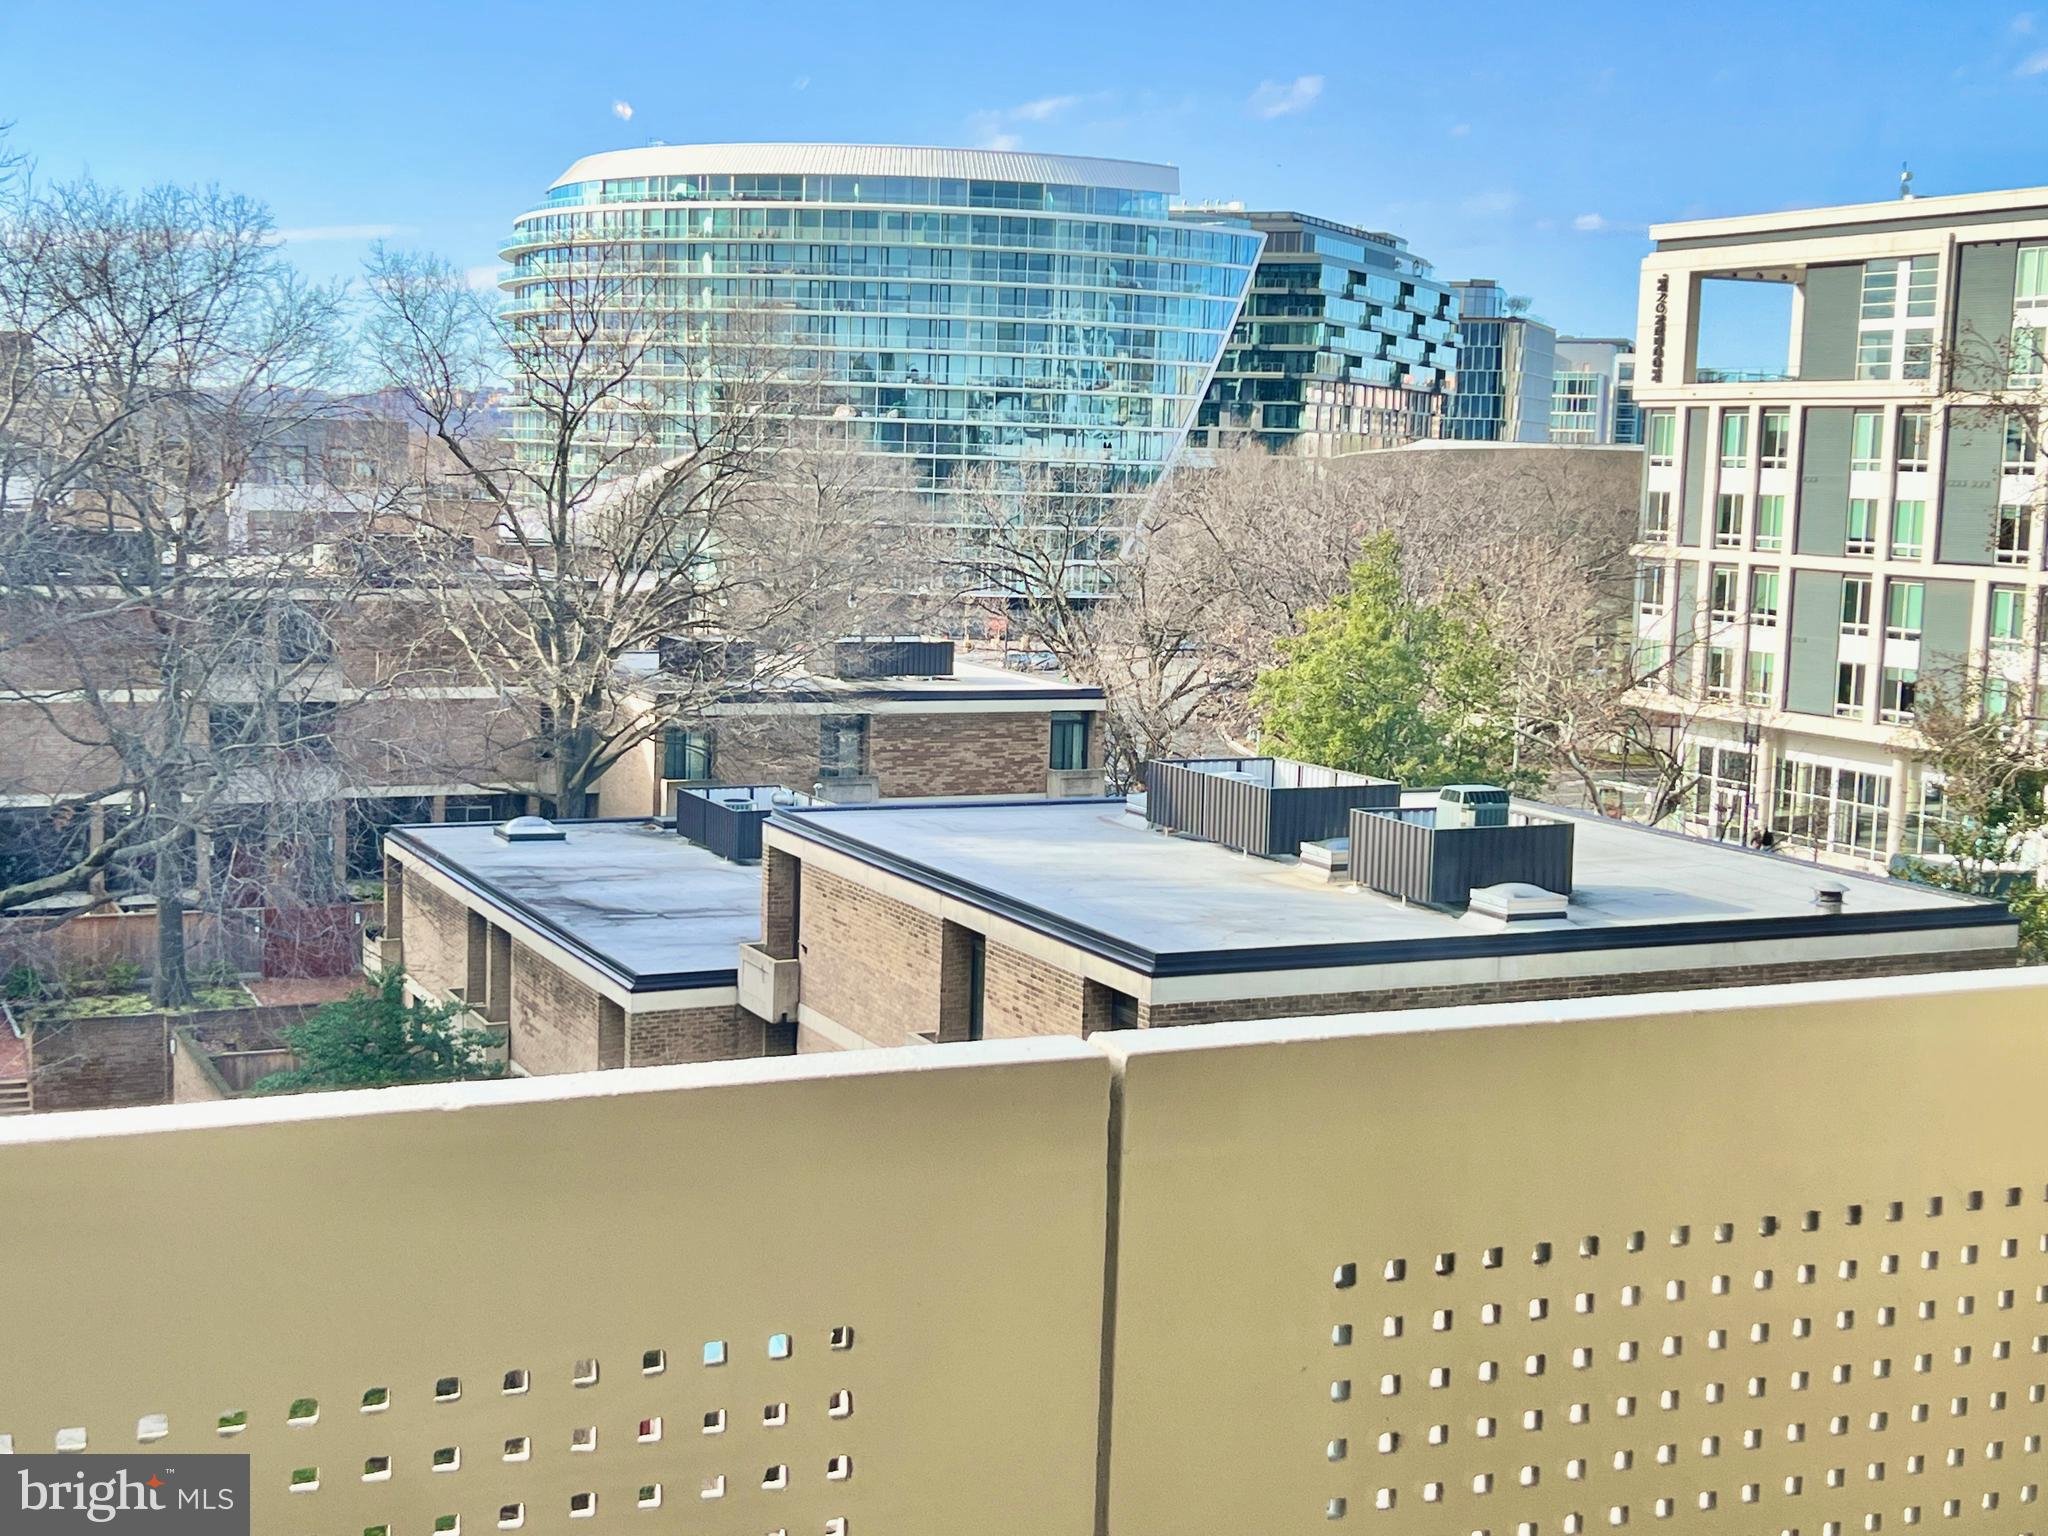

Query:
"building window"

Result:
[[1641, 491, 1673, 540], [1691, 744, 1755, 842], [1646, 411, 1676, 467], [1835, 662, 1868, 717], [1997, 505, 2034, 567], [1749, 569, 1780, 626], [1715, 494, 1746, 548], [1885, 580, 1923, 641], [1709, 566, 1740, 625], [2001, 413, 2037, 476], [663, 727, 714, 782], [1705, 646, 1737, 700], [1775, 759, 1889, 859], [1856, 329, 1894, 380], [1635, 562, 1667, 616], [2018, 245, 2048, 304], [1990, 586, 2026, 649], [1744, 651, 1776, 707], [444, 794, 525, 824], [1759, 409, 1790, 469], [818, 716, 869, 779], [1902, 773, 1955, 858], [1847, 498, 1878, 555], [1890, 500, 1926, 560], [1049, 712, 1090, 771], [1880, 666, 1918, 724], [1720, 411, 1749, 469], [1753, 494, 1785, 551], [1851, 410, 1884, 472], [1840, 577, 1872, 636], [1858, 256, 1937, 380], [1985, 675, 2013, 719], [1896, 409, 1931, 472]]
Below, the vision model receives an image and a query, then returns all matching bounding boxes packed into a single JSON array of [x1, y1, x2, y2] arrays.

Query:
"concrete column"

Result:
[[331, 800, 349, 889], [1885, 758, 1910, 860]]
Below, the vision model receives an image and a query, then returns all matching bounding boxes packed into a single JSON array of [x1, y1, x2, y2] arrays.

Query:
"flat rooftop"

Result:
[[1651, 183, 2048, 249], [388, 819, 762, 991], [636, 654, 1105, 707], [768, 799, 2011, 976]]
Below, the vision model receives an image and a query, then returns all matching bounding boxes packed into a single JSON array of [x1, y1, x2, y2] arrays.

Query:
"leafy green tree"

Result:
[[1253, 533, 1531, 789], [252, 970, 505, 1093], [1894, 670, 2048, 961]]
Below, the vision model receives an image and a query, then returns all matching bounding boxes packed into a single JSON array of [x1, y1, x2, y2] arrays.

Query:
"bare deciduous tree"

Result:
[[0, 162, 366, 1006], [362, 246, 921, 815]]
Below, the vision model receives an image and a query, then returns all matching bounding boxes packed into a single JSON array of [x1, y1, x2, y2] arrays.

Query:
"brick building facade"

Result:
[[754, 798, 2017, 1051]]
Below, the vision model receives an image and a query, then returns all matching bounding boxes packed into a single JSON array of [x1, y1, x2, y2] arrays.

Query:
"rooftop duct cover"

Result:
[[833, 636, 955, 679], [1145, 757, 1398, 857]]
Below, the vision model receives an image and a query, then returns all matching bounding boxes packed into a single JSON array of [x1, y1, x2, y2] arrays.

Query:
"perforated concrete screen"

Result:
[[0, 1042, 1112, 1534], [1100, 972, 2048, 1535]]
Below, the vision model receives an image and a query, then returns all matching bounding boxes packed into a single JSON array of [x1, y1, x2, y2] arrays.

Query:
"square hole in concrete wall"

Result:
[[703, 1409, 726, 1434], [703, 1340, 727, 1367], [495, 1507, 523, 1531], [503, 1437, 529, 1462], [136, 1414, 168, 1443], [55, 1428, 86, 1452], [638, 1416, 663, 1443], [361, 1387, 389, 1413], [502, 1369, 529, 1395], [829, 1326, 855, 1350], [572, 1358, 599, 1387], [568, 1492, 595, 1519]]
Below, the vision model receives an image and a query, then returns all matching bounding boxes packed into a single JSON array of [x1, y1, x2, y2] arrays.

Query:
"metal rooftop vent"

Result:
[[833, 636, 954, 679], [1815, 881, 1848, 913], [495, 815, 566, 843]]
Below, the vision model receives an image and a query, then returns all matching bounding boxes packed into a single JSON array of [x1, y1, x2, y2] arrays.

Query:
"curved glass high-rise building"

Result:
[[502, 144, 1262, 590]]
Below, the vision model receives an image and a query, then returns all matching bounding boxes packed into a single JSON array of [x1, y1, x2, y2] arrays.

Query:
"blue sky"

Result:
[[4, 0, 2047, 366]]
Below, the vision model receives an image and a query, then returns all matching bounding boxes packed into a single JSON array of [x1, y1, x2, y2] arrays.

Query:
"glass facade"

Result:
[[502, 146, 1263, 591], [1443, 281, 1558, 443], [1549, 338, 1639, 445], [1176, 210, 1454, 456]]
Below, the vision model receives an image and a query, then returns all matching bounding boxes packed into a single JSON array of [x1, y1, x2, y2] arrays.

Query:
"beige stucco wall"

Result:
[[0, 1041, 1113, 1534], [2, 968, 2047, 1534], [1099, 969, 2048, 1533]]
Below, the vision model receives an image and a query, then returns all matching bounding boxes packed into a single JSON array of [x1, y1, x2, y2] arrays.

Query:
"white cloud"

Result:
[[2013, 10, 2036, 33], [1448, 122, 1472, 137], [967, 92, 1091, 149], [275, 223, 402, 243], [2017, 48, 2048, 73], [1572, 212, 1609, 232], [465, 264, 501, 291], [792, 75, 811, 91], [612, 99, 634, 121], [1011, 93, 1080, 122], [1247, 74, 1324, 119]]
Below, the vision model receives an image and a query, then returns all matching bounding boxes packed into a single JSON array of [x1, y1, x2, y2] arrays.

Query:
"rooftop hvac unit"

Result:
[[1437, 784, 1510, 829]]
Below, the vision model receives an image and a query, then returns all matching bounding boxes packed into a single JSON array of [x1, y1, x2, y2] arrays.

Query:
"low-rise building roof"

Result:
[[387, 818, 762, 992], [765, 797, 2011, 977]]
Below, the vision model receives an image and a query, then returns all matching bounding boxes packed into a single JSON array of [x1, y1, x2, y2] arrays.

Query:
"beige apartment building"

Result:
[[1631, 184, 2048, 869]]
